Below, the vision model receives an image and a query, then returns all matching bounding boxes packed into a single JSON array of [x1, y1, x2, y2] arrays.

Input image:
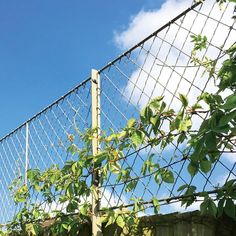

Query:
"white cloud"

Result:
[[158, 191, 203, 214], [100, 188, 128, 208], [114, 0, 235, 118], [112, 1, 236, 178], [39, 188, 128, 216], [115, 0, 192, 50], [167, 197, 203, 212], [111, 0, 236, 215], [115, 0, 235, 51]]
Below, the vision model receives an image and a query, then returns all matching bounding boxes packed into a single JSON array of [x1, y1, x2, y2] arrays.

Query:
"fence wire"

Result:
[[0, 79, 92, 223], [98, 0, 236, 215], [0, 0, 235, 226]]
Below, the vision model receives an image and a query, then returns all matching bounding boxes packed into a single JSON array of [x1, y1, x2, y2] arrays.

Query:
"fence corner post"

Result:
[[91, 69, 102, 236], [25, 122, 29, 185]]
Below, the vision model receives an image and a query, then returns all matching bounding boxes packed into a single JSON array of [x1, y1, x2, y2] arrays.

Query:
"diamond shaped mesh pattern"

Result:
[[0, 0, 235, 224]]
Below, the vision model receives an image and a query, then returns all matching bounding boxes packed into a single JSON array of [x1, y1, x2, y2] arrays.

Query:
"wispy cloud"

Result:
[[113, 0, 235, 141], [115, 0, 235, 51], [111, 0, 236, 214], [114, 0, 235, 111], [166, 197, 203, 213], [39, 188, 128, 216], [114, 0, 192, 50]]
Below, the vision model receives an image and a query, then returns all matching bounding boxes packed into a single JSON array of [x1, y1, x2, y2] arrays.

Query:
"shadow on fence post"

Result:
[[91, 69, 102, 236]]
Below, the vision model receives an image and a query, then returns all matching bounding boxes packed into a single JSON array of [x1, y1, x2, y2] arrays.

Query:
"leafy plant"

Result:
[[1, 0, 236, 235]]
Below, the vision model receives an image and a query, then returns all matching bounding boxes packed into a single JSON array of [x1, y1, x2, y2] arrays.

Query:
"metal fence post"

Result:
[[91, 69, 102, 236], [25, 122, 29, 185]]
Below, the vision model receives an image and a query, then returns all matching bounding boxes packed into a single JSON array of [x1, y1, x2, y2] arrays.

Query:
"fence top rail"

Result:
[[98, 1, 201, 73], [0, 0, 202, 143], [0, 77, 91, 143]]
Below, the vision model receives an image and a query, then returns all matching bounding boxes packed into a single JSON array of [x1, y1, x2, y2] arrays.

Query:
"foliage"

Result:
[[0, 1, 236, 235]]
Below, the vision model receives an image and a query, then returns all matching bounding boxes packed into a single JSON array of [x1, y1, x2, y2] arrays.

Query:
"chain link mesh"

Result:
[[0, 0, 235, 225], [98, 0, 236, 215], [0, 80, 92, 223]]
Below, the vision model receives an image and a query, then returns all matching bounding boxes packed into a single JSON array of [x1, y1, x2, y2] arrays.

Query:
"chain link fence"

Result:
[[0, 0, 235, 231], [98, 0, 236, 215], [0, 79, 92, 223]]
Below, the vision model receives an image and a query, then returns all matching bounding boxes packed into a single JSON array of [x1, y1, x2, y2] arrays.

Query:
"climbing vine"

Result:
[[0, 1, 236, 235]]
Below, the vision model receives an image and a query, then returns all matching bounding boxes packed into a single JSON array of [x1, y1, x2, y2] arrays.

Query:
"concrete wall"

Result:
[[103, 211, 236, 236], [42, 211, 236, 235]]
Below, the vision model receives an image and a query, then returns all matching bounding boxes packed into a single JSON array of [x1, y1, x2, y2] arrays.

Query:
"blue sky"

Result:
[[0, 0, 164, 137], [0, 0, 235, 222]]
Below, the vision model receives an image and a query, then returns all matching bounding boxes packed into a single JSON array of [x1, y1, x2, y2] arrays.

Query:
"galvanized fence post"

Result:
[[91, 69, 102, 236], [25, 122, 29, 185]]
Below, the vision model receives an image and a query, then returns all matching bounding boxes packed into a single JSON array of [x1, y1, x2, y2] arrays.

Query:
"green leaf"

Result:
[[224, 198, 235, 219], [80, 204, 89, 216], [218, 58, 236, 91], [27, 169, 40, 182], [131, 130, 144, 148], [131, 197, 144, 212], [116, 215, 125, 228], [150, 115, 161, 134], [117, 167, 131, 182], [154, 172, 160, 185], [231, 127, 236, 136], [140, 106, 153, 123], [179, 93, 188, 107], [141, 154, 156, 175], [127, 118, 136, 128], [152, 197, 160, 214], [106, 133, 116, 142], [200, 198, 217, 217], [141, 162, 148, 176], [66, 183, 73, 197], [200, 159, 211, 174], [95, 152, 108, 165], [175, 110, 184, 129], [15, 196, 27, 203], [179, 118, 192, 132], [212, 124, 230, 134], [71, 162, 78, 174], [125, 180, 137, 192], [160, 169, 174, 183], [200, 191, 209, 198], [177, 184, 188, 192], [205, 132, 216, 151], [181, 186, 196, 207], [217, 198, 225, 217], [67, 144, 78, 156], [177, 132, 187, 144], [149, 97, 163, 110], [118, 130, 127, 139], [188, 162, 198, 177], [191, 34, 207, 51], [160, 101, 167, 112], [67, 200, 78, 213], [191, 103, 202, 110], [221, 94, 236, 110], [25, 223, 40, 236], [219, 110, 236, 126], [110, 162, 121, 174]]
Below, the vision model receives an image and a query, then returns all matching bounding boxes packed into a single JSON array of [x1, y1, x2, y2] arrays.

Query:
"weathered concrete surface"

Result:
[[103, 211, 236, 236], [40, 211, 236, 235]]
